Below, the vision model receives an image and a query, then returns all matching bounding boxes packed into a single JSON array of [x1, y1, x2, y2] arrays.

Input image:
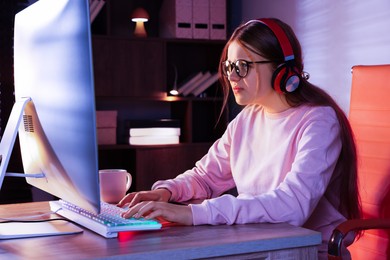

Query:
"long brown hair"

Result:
[[218, 18, 361, 221]]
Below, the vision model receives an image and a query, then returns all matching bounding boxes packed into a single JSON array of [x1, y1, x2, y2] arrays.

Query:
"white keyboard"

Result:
[[50, 200, 162, 238]]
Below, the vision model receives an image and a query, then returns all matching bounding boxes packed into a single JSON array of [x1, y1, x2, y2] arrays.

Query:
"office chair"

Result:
[[328, 64, 390, 259]]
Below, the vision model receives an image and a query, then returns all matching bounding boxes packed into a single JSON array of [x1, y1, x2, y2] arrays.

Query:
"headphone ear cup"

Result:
[[272, 64, 287, 93], [272, 64, 300, 93]]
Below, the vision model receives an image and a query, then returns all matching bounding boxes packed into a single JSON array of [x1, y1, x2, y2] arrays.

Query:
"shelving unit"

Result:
[[92, 1, 229, 191]]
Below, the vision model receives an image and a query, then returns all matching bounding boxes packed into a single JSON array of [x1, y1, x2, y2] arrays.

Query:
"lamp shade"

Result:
[[131, 7, 149, 22]]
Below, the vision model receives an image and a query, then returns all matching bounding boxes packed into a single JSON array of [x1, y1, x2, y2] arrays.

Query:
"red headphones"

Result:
[[253, 18, 301, 94]]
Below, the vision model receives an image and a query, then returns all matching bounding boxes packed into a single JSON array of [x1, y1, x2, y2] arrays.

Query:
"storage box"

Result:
[[97, 128, 117, 145], [192, 0, 209, 39], [209, 0, 226, 40], [96, 110, 117, 145], [159, 0, 193, 39]]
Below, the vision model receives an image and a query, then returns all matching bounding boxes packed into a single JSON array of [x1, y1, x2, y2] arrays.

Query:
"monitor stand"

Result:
[[0, 97, 45, 190]]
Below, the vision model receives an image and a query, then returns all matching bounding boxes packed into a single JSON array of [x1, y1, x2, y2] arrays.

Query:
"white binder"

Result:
[[192, 0, 210, 39], [209, 0, 226, 40]]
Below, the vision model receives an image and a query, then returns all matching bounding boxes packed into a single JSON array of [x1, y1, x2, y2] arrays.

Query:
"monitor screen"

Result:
[[12, 0, 100, 213]]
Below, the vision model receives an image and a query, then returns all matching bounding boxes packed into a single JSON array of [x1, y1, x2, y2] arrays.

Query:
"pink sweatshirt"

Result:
[[152, 104, 349, 256]]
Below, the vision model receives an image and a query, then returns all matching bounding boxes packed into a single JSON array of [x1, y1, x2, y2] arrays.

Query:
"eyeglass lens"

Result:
[[222, 60, 249, 78]]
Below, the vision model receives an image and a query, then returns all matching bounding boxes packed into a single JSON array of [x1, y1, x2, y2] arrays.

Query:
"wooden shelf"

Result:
[[95, 95, 223, 102]]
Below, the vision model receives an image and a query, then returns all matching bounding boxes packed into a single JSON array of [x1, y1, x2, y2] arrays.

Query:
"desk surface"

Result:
[[0, 201, 321, 259]]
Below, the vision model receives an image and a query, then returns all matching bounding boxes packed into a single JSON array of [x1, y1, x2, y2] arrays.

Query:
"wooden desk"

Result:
[[0, 202, 321, 259]]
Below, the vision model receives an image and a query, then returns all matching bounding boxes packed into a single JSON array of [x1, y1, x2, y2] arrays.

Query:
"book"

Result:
[[129, 135, 180, 145], [129, 127, 181, 137], [125, 119, 180, 129], [191, 72, 219, 96], [182, 71, 212, 96], [176, 72, 204, 95]]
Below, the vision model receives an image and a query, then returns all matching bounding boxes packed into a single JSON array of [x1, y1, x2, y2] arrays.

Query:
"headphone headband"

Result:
[[244, 18, 300, 93], [246, 18, 295, 62]]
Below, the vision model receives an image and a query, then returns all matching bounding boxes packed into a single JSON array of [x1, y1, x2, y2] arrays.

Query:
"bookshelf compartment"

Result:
[[169, 98, 227, 143], [192, 99, 227, 143], [98, 144, 211, 191], [93, 36, 165, 98], [166, 40, 225, 95]]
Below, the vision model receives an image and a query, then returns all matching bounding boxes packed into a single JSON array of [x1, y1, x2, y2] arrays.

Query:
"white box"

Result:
[[159, 0, 193, 39], [209, 0, 226, 40], [192, 0, 210, 39]]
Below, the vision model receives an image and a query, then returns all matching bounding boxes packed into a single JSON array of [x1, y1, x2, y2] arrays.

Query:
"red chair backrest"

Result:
[[348, 65, 390, 259]]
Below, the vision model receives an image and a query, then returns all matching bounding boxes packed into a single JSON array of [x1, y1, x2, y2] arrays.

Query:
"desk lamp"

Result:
[[131, 7, 149, 37], [169, 65, 179, 96]]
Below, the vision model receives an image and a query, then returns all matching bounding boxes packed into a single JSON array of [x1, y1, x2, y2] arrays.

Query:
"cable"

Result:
[[0, 218, 69, 224]]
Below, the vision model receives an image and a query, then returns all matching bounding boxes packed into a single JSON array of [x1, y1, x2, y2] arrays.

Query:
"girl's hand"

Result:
[[121, 201, 193, 226], [117, 188, 172, 208]]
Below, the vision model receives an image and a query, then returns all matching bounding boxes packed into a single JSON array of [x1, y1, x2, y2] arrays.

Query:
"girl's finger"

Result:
[[136, 201, 157, 217], [121, 202, 146, 218]]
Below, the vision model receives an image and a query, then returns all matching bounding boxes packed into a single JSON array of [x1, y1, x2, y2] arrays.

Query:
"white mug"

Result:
[[99, 169, 132, 204]]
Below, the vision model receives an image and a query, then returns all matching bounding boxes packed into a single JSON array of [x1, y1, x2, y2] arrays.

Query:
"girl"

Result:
[[119, 18, 361, 259]]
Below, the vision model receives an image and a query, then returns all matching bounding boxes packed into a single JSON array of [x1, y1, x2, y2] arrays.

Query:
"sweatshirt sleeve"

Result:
[[190, 108, 342, 227]]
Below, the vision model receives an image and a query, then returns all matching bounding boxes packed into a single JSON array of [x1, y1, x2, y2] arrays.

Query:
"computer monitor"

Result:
[[0, 0, 100, 213]]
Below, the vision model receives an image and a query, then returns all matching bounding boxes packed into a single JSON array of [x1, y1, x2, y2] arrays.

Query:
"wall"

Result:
[[238, 0, 390, 114]]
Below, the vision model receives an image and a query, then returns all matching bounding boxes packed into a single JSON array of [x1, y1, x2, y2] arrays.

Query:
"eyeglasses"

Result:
[[221, 59, 274, 78]]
